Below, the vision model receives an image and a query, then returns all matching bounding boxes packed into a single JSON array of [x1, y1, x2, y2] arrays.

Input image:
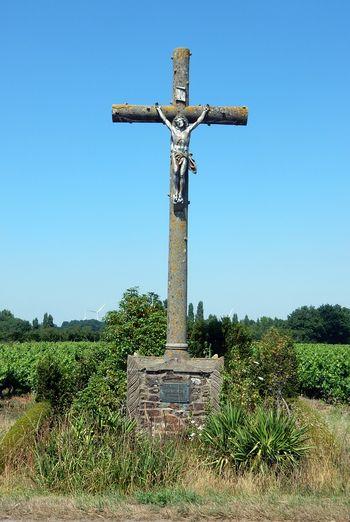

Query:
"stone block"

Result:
[[127, 354, 223, 433]]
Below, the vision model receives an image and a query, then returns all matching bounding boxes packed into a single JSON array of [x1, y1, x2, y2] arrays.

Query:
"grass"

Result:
[[0, 394, 33, 437], [0, 396, 350, 520], [0, 490, 349, 520]]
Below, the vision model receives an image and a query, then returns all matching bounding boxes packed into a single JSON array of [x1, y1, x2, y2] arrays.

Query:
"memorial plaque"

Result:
[[160, 382, 190, 403]]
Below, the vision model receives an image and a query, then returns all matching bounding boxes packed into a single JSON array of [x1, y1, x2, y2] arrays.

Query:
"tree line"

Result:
[[187, 302, 350, 356], [0, 310, 104, 342], [1, 300, 350, 345]]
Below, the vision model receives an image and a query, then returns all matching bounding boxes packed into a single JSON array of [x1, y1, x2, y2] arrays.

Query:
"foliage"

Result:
[[254, 328, 298, 404], [0, 310, 31, 343], [0, 401, 51, 472], [0, 342, 111, 396], [201, 405, 309, 473], [103, 288, 167, 367], [34, 413, 188, 494], [200, 403, 244, 472], [42, 313, 55, 328], [35, 344, 125, 412], [36, 354, 82, 410], [135, 488, 200, 506], [195, 301, 204, 322], [234, 408, 309, 472], [288, 305, 350, 344], [222, 324, 260, 409], [187, 303, 194, 325], [296, 343, 350, 402], [71, 369, 126, 422], [0, 310, 104, 343], [222, 327, 299, 408], [188, 319, 210, 357]]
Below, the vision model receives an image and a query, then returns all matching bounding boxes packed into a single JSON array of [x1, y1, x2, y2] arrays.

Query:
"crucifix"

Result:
[[112, 48, 248, 360]]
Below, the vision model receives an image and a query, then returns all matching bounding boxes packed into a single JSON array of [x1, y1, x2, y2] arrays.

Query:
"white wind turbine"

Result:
[[89, 304, 106, 321]]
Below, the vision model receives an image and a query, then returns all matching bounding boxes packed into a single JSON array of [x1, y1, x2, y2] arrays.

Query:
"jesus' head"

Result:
[[173, 115, 188, 130]]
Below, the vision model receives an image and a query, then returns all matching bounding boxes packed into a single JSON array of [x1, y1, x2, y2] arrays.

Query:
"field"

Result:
[[1, 341, 350, 402]]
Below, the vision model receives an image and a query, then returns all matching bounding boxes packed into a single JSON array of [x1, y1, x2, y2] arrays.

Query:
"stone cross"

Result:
[[112, 48, 248, 360]]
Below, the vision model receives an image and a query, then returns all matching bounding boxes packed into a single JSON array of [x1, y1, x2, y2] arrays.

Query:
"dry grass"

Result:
[[0, 395, 33, 437], [0, 492, 349, 521]]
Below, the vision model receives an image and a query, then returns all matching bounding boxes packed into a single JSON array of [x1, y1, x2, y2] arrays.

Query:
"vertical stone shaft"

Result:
[[165, 48, 190, 357]]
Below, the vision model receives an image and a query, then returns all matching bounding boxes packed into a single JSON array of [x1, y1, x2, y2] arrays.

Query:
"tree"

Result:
[[195, 301, 204, 322], [317, 304, 350, 344], [188, 303, 194, 325], [103, 287, 167, 367], [0, 310, 31, 342], [0, 310, 14, 321], [188, 318, 208, 357], [231, 313, 238, 324], [42, 313, 54, 328], [206, 314, 225, 357], [32, 318, 39, 329], [287, 306, 323, 342]]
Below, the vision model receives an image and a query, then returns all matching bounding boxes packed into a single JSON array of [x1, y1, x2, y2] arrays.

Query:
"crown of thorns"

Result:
[[173, 114, 189, 127]]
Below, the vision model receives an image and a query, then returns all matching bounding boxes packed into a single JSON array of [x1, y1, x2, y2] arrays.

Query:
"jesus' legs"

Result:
[[178, 158, 188, 203]]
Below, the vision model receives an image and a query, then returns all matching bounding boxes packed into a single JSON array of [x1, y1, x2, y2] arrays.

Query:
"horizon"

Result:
[[2, 296, 348, 327]]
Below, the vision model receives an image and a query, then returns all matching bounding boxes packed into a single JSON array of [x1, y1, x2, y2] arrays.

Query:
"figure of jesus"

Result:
[[156, 104, 210, 204]]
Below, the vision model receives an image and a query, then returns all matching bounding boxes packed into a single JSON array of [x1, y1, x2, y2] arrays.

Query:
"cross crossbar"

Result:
[[112, 104, 248, 125]]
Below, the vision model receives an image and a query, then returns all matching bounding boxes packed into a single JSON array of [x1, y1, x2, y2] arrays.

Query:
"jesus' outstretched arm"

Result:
[[188, 105, 210, 132], [155, 104, 172, 131]]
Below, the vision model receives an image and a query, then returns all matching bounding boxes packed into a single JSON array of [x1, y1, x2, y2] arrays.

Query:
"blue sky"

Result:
[[1, 0, 349, 325]]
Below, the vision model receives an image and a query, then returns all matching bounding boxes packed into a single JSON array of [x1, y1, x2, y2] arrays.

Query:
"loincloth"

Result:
[[173, 151, 197, 173]]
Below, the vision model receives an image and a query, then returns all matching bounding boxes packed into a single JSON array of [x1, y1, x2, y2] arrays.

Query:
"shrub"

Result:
[[35, 354, 76, 410], [103, 288, 167, 367], [71, 371, 126, 423], [0, 401, 51, 472], [201, 405, 309, 473], [254, 329, 299, 405], [234, 408, 309, 472], [222, 324, 259, 408], [200, 403, 244, 472], [35, 343, 118, 411]]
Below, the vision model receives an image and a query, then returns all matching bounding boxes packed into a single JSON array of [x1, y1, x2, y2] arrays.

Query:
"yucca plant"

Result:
[[200, 403, 244, 472], [201, 405, 310, 474], [234, 408, 310, 472]]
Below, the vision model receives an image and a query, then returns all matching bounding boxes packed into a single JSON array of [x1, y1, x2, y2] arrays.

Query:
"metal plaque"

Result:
[[160, 382, 190, 403]]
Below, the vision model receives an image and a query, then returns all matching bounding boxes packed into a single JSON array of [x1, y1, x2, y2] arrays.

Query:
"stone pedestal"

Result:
[[127, 355, 224, 434]]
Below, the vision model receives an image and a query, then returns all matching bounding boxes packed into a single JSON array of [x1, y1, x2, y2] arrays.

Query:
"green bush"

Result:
[[36, 354, 78, 410], [234, 408, 309, 472], [0, 401, 51, 472], [254, 328, 299, 404], [35, 344, 113, 411], [200, 405, 309, 473], [222, 324, 260, 409], [223, 328, 299, 408], [200, 403, 244, 472], [103, 288, 167, 367], [71, 371, 126, 423], [296, 343, 350, 402]]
